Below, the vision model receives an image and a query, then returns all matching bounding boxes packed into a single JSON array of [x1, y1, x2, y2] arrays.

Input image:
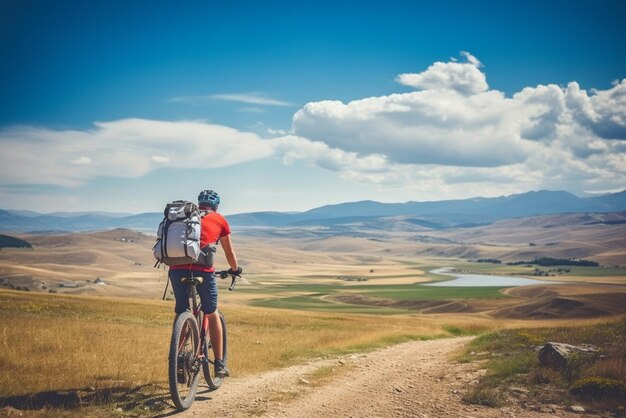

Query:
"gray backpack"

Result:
[[153, 200, 216, 267]]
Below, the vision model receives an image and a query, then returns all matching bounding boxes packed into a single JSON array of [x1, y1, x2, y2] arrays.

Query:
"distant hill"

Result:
[[0, 190, 625, 233], [230, 190, 626, 228], [0, 234, 32, 248], [0, 210, 162, 233]]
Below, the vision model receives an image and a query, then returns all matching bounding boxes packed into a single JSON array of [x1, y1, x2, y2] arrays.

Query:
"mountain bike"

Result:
[[168, 269, 241, 410]]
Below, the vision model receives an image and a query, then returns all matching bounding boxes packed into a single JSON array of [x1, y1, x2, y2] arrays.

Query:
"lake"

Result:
[[425, 267, 560, 287]]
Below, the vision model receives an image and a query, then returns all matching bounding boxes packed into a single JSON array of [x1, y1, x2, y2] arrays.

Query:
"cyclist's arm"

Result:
[[220, 234, 239, 271]]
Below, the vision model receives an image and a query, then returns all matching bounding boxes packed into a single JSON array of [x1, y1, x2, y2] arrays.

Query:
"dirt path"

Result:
[[173, 337, 602, 418]]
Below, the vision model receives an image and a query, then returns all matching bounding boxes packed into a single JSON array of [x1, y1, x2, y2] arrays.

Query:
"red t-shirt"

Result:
[[170, 211, 231, 273]]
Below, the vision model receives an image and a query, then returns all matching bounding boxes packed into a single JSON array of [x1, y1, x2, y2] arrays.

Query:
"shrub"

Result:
[[462, 387, 503, 407], [0, 234, 32, 248], [572, 377, 626, 402]]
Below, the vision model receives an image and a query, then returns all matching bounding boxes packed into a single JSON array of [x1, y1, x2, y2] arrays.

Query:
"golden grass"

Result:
[[0, 289, 492, 407], [0, 291, 171, 399]]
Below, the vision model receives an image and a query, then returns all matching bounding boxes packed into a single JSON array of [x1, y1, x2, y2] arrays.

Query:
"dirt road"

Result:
[[174, 337, 601, 417]]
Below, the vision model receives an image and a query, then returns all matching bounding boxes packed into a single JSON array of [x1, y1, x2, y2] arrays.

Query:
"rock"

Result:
[[509, 386, 529, 394], [338, 359, 345, 365], [539, 406, 556, 414], [570, 405, 585, 412], [1, 407, 24, 416], [538, 342, 599, 369], [298, 378, 310, 385]]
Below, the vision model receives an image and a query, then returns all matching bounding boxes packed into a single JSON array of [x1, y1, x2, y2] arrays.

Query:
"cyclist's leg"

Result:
[[196, 273, 224, 360], [169, 269, 191, 314]]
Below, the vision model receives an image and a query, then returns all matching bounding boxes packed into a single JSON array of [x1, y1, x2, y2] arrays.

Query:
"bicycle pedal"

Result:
[[176, 369, 186, 384]]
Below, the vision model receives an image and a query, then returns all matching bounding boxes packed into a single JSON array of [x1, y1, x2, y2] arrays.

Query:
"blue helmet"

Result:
[[198, 189, 220, 209]]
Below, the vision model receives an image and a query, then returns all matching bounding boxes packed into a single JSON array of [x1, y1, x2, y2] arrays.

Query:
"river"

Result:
[[425, 267, 560, 287]]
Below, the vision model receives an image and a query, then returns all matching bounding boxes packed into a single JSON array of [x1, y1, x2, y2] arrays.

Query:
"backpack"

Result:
[[152, 200, 216, 267]]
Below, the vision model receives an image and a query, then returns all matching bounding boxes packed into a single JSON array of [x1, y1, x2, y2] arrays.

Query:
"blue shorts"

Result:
[[169, 269, 218, 314]]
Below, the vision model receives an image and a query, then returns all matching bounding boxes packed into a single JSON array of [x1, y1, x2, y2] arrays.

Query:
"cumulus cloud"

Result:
[[564, 79, 626, 139], [274, 135, 389, 173], [291, 53, 626, 195], [293, 89, 531, 166], [396, 52, 488, 95], [1, 53, 624, 201], [460, 51, 482, 67]]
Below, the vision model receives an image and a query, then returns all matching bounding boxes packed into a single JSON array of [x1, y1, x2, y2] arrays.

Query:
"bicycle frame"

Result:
[[178, 277, 207, 360], [169, 269, 238, 408]]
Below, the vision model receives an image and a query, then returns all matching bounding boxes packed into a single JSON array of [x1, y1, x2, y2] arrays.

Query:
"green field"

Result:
[[246, 281, 509, 313], [559, 266, 626, 277], [242, 261, 626, 315], [451, 262, 626, 277], [352, 284, 509, 300], [250, 294, 410, 314]]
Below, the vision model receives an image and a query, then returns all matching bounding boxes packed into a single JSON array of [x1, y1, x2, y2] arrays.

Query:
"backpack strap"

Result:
[[161, 218, 171, 259]]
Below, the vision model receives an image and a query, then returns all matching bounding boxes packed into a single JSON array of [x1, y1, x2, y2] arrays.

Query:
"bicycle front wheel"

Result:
[[203, 310, 228, 390], [168, 311, 201, 410]]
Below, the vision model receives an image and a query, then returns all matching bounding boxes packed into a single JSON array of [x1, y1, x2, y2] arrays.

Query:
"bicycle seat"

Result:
[[181, 276, 204, 286]]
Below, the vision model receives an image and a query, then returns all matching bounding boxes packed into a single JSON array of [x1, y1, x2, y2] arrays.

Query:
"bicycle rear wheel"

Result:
[[169, 311, 201, 410], [203, 310, 228, 390]]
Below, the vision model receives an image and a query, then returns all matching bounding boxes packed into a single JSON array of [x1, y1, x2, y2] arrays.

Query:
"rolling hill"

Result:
[[0, 189, 625, 233]]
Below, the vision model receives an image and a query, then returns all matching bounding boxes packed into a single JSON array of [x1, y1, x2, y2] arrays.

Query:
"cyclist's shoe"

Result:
[[214, 359, 230, 378]]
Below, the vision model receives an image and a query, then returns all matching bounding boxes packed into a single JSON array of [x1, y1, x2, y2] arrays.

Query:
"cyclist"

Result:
[[168, 189, 241, 378]]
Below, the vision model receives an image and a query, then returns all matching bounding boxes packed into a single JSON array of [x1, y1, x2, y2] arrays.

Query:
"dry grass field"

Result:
[[0, 288, 504, 416], [2, 287, 621, 416], [425, 212, 626, 266], [0, 222, 625, 415], [1, 227, 625, 319]]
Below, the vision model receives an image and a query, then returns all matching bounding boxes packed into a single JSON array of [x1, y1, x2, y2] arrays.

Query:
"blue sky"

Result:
[[1, 0, 625, 214]]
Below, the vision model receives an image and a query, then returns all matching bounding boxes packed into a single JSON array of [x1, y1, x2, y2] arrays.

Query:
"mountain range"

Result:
[[1, 190, 625, 233]]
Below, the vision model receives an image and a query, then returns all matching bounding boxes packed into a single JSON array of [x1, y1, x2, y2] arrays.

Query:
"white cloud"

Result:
[[211, 93, 290, 106], [564, 79, 626, 139], [237, 107, 266, 113], [1, 53, 624, 204], [396, 53, 488, 95], [216, 93, 291, 106], [0, 119, 275, 186], [267, 127, 288, 136], [70, 156, 91, 165], [460, 51, 482, 67], [291, 53, 626, 196], [151, 155, 170, 163], [293, 89, 531, 166], [274, 135, 389, 173], [169, 92, 290, 107]]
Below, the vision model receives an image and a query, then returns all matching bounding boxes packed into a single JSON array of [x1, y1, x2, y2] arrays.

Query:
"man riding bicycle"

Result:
[[168, 189, 241, 378]]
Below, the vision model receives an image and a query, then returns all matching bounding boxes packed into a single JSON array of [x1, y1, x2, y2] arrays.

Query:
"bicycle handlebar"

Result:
[[217, 270, 242, 291]]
